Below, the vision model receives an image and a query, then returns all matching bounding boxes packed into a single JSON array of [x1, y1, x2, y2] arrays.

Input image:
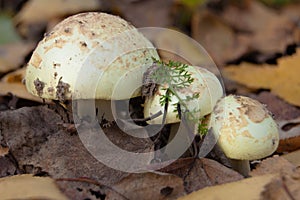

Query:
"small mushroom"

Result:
[[209, 95, 279, 176], [25, 12, 159, 123], [143, 65, 224, 158]]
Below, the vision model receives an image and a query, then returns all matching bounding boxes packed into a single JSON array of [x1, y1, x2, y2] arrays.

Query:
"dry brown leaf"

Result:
[[160, 158, 243, 193], [178, 173, 277, 200], [0, 174, 68, 200], [250, 16, 295, 55], [14, 0, 101, 25], [250, 156, 296, 177], [106, 172, 185, 200], [221, 1, 278, 32], [277, 117, 300, 153], [147, 28, 215, 71], [281, 3, 300, 23], [250, 91, 300, 121], [0, 42, 35, 74], [260, 168, 300, 200], [191, 10, 250, 66], [282, 149, 300, 167], [218, 1, 296, 58], [223, 48, 300, 106], [109, 0, 173, 28]]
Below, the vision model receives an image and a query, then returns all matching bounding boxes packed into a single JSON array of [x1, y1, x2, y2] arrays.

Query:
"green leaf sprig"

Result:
[[150, 58, 208, 137]]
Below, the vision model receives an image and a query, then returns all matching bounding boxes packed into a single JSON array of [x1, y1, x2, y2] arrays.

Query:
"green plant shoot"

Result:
[[150, 58, 208, 137]]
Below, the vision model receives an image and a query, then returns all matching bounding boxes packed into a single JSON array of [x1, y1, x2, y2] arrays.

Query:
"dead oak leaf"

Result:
[[223, 48, 300, 106]]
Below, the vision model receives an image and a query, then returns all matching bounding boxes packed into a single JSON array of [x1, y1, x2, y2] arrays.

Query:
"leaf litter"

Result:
[[0, 0, 300, 199], [223, 48, 300, 107]]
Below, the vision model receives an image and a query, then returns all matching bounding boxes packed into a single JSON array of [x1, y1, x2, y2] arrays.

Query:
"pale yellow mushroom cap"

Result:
[[25, 12, 159, 101], [144, 66, 224, 124], [210, 95, 279, 160]]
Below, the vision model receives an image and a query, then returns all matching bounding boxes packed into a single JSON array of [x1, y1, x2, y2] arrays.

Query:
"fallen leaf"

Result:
[[250, 156, 296, 177], [0, 82, 44, 102], [282, 149, 300, 167], [0, 174, 68, 200], [1, 67, 26, 83], [106, 172, 185, 200], [14, 0, 101, 25], [191, 10, 250, 66], [56, 179, 106, 200], [0, 106, 153, 189], [178, 173, 277, 200], [0, 42, 35, 74], [260, 168, 300, 200], [160, 158, 243, 193], [148, 28, 215, 69], [220, 1, 277, 33], [216, 1, 296, 60], [109, 0, 174, 27], [250, 91, 300, 121], [277, 117, 300, 153], [250, 15, 295, 55], [0, 67, 50, 102], [223, 48, 300, 106], [14, 0, 101, 38]]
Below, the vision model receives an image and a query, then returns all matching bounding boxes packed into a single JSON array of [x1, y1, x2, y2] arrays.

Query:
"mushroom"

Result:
[[25, 12, 159, 123], [209, 95, 279, 176], [143, 65, 224, 158]]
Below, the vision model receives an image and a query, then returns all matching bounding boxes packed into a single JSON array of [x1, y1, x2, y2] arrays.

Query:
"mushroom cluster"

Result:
[[24, 12, 279, 176], [142, 61, 279, 175]]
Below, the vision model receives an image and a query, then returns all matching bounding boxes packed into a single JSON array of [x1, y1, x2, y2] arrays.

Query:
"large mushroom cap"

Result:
[[144, 66, 224, 124], [25, 12, 159, 101], [210, 95, 279, 160]]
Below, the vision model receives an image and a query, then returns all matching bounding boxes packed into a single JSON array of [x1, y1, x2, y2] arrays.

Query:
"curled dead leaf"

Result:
[[277, 117, 300, 153]]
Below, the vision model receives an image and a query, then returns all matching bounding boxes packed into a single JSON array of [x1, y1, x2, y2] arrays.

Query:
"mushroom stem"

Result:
[[229, 159, 250, 177], [164, 122, 196, 159], [74, 99, 116, 122], [95, 99, 115, 122], [74, 99, 97, 121]]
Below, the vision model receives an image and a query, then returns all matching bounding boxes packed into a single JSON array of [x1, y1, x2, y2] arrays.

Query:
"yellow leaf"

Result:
[[0, 174, 68, 200], [179, 173, 277, 200], [223, 48, 300, 106], [0, 82, 45, 102]]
